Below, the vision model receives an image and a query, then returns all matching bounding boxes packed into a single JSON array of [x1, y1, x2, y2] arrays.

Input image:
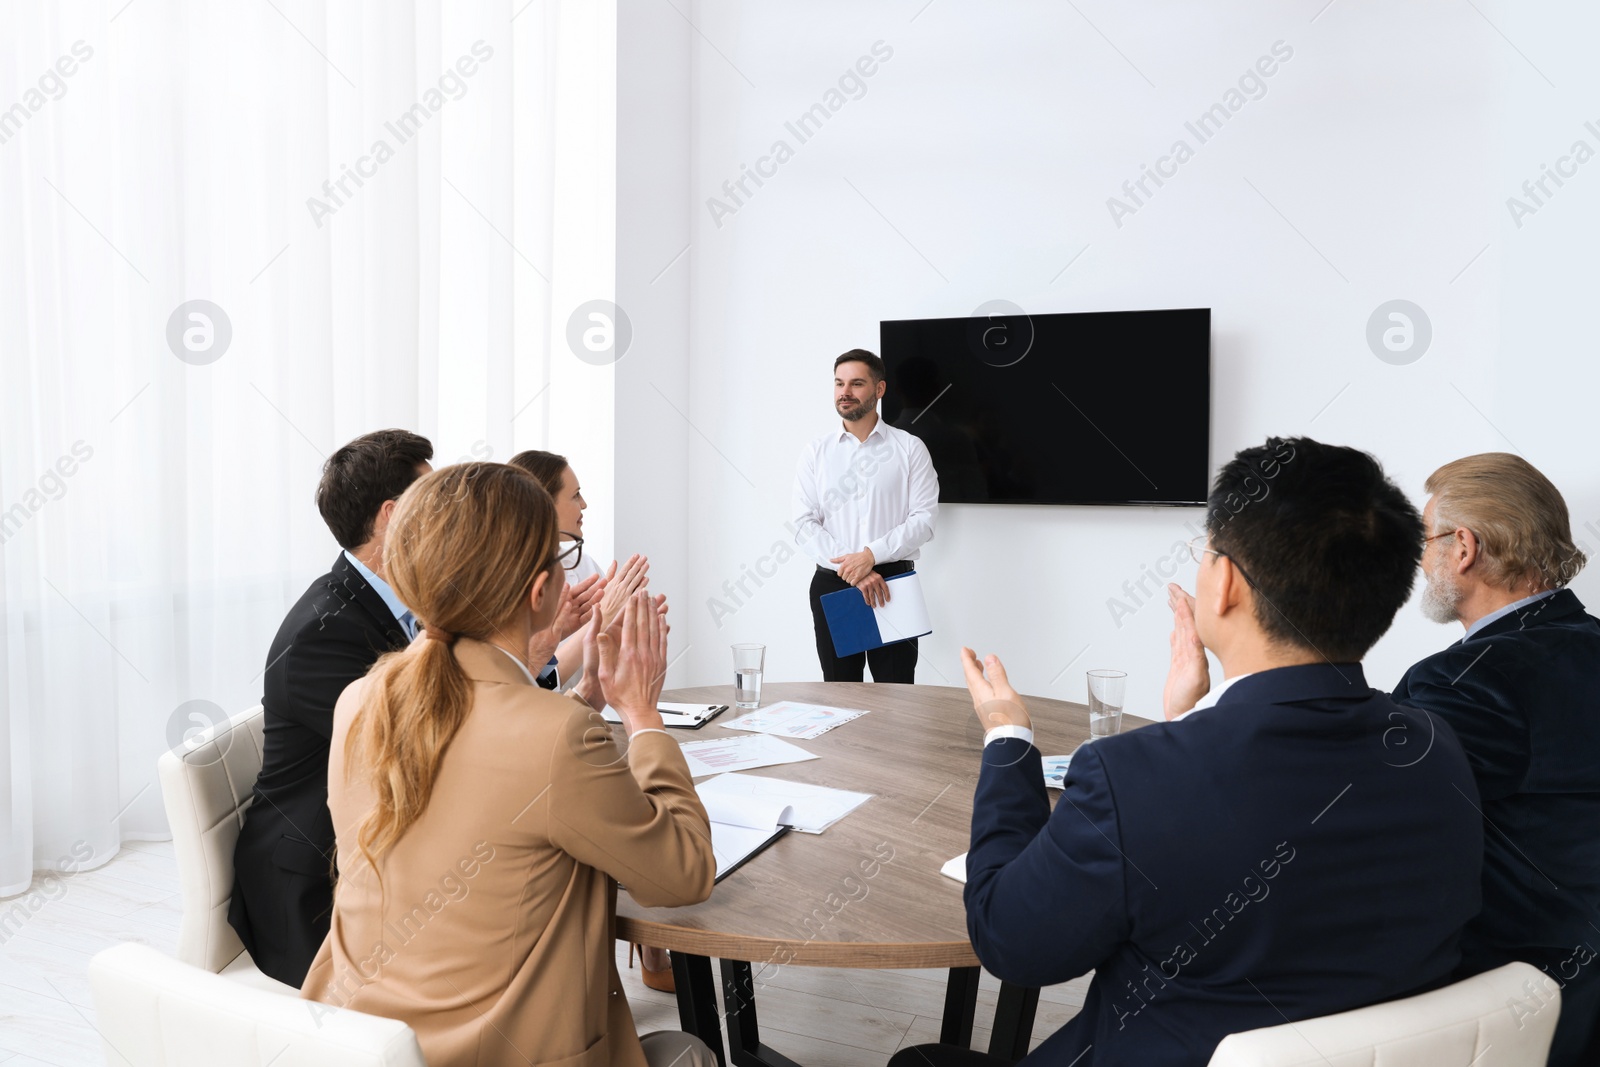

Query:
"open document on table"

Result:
[[697, 773, 873, 833], [698, 773, 874, 881]]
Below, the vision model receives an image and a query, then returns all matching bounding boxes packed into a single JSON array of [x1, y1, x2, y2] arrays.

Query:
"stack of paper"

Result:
[[722, 701, 869, 740]]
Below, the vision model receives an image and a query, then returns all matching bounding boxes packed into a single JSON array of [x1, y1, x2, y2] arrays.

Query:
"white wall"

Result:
[[613, 0, 1600, 719], [615, 0, 693, 686]]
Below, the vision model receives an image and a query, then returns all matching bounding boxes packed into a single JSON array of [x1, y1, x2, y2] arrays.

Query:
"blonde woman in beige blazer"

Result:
[[301, 462, 717, 1067]]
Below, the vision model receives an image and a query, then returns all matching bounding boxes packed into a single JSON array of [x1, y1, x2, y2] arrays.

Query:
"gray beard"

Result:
[[838, 402, 872, 422], [1420, 565, 1463, 624]]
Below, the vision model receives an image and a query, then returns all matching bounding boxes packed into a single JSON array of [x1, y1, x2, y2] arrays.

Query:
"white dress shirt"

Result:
[[791, 416, 939, 570], [1171, 672, 1254, 722]]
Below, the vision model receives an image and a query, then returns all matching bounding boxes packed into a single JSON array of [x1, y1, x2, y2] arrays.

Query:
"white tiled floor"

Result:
[[0, 840, 1087, 1066]]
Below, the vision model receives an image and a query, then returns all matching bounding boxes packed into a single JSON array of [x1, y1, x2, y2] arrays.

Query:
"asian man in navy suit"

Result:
[[895, 438, 1484, 1067], [229, 429, 432, 987], [1394, 453, 1600, 1067]]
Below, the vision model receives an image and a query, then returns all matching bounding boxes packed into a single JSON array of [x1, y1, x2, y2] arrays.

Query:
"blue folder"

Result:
[[820, 571, 931, 658]]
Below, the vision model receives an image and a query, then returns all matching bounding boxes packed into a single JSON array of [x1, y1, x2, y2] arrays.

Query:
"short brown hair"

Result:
[[834, 349, 885, 383], [507, 449, 569, 497], [1425, 453, 1586, 590], [316, 429, 433, 550]]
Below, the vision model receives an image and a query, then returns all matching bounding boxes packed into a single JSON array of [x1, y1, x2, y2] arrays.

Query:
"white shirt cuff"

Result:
[[983, 724, 1035, 748], [630, 728, 671, 740]]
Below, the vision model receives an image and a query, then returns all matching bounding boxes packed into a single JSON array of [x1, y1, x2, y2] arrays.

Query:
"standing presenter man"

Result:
[[792, 350, 939, 682]]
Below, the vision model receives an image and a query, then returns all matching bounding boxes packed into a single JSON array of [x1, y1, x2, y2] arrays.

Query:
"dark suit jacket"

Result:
[[229, 553, 408, 987], [1394, 589, 1600, 1067], [966, 663, 1483, 1067]]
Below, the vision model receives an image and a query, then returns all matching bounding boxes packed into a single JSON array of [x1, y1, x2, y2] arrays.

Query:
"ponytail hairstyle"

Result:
[[345, 462, 561, 877], [508, 449, 570, 498]]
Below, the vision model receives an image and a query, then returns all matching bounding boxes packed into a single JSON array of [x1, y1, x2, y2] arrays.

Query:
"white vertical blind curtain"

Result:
[[0, 0, 615, 895]]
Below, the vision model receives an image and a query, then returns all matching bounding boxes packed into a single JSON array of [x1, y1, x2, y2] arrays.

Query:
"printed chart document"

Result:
[[678, 733, 819, 778], [1042, 755, 1073, 789], [721, 701, 869, 740], [696, 773, 873, 834]]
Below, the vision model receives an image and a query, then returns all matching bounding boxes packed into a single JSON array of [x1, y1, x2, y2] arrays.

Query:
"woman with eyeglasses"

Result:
[[510, 448, 678, 991], [510, 450, 655, 690], [301, 462, 716, 1067]]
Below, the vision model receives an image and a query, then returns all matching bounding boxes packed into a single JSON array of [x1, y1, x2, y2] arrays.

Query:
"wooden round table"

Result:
[[615, 681, 1094, 1067]]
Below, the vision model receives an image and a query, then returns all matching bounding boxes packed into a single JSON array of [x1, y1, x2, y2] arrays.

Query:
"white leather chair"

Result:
[[1208, 961, 1559, 1066], [89, 941, 426, 1067], [157, 703, 291, 991]]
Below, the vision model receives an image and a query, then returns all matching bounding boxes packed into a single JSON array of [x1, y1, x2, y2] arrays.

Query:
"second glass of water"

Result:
[[1087, 669, 1127, 741], [733, 643, 766, 709]]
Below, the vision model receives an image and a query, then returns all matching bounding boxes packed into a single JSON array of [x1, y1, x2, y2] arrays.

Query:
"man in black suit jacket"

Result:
[[229, 429, 433, 987], [896, 438, 1483, 1067], [1394, 453, 1599, 1067]]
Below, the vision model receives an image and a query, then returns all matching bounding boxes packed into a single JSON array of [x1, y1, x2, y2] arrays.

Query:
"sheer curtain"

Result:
[[0, 0, 616, 894]]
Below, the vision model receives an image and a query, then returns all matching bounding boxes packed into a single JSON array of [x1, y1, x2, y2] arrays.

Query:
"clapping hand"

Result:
[[597, 554, 650, 630], [596, 591, 670, 734], [557, 573, 603, 639], [960, 647, 1032, 734], [1162, 583, 1210, 720]]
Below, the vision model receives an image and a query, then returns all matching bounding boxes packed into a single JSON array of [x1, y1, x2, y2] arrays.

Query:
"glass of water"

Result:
[[733, 643, 766, 709], [1087, 669, 1126, 741]]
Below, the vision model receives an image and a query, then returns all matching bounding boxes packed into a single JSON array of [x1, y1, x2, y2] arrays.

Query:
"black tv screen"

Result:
[[878, 307, 1210, 507]]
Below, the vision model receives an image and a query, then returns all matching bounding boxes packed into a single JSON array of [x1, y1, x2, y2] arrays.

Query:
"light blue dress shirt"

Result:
[[343, 550, 417, 640], [1463, 588, 1558, 640]]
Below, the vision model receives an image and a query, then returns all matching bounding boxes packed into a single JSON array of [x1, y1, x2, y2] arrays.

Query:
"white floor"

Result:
[[0, 840, 1087, 1066]]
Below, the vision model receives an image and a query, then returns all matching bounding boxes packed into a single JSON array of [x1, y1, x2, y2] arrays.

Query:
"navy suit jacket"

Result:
[[229, 554, 409, 986], [966, 663, 1483, 1067], [1394, 589, 1600, 1065]]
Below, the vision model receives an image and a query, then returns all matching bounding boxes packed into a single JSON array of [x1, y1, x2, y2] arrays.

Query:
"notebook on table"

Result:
[[698, 787, 794, 882], [696, 773, 873, 834]]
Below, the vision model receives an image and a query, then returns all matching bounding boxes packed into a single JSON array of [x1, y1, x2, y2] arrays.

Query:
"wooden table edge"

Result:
[[616, 917, 981, 970]]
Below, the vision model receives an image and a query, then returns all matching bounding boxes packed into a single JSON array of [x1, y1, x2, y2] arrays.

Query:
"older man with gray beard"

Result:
[[1394, 453, 1600, 1067]]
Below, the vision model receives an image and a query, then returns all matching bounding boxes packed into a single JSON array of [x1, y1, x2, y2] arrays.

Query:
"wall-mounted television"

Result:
[[878, 307, 1210, 507]]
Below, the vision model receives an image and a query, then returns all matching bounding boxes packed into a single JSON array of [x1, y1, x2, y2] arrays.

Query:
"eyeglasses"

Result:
[[1185, 533, 1260, 590], [556, 532, 584, 571], [1422, 532, 1455, 548]]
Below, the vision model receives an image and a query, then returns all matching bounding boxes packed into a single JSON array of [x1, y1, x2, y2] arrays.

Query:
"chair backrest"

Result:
[[157, 704, 265, 973], [1207, 961, 1559, 1067], [89, 942, 427, 1067]]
